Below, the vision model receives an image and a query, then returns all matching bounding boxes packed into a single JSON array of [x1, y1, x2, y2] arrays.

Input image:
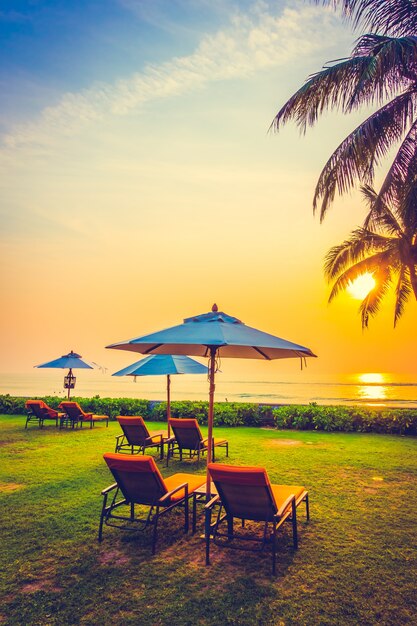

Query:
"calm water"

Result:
[[1, 371, 416, 408]]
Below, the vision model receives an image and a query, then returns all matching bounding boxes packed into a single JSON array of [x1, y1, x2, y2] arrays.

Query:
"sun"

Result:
[[347, 273, 376, 300], [359, 373, 384, 384]]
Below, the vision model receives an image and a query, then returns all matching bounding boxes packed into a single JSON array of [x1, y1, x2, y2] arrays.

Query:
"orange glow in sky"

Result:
[[0, 3, 416, 384]]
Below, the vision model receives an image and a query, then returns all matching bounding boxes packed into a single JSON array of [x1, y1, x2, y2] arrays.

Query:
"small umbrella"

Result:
[[112, 354, 208, 436], [107, 304, 317, 494], [35, 350, 98, 398]]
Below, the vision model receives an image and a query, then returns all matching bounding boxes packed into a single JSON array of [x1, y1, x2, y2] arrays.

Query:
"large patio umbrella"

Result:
[[35, 350, 98, 398], [112, 354, 208, 436], [107, 304, 317, 493]]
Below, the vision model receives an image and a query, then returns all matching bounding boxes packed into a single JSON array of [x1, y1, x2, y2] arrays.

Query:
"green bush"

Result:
[[272, 403, 417, 435], [1, 394, 416, 435]]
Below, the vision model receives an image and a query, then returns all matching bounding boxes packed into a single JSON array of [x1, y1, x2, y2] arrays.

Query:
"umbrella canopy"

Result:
[[35, 350, 97, 398], [112, 354, 208, 435], [112, 354, 208, 377], [36, 351, 95, 370], [107, 308, 316, 361], [107, 304, 317, 493]]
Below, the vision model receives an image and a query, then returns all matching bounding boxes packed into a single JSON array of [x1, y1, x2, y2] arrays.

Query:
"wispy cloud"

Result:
[[1, 2, 341, 152]]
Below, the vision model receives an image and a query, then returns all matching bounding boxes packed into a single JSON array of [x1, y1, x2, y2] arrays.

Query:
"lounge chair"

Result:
[[25, 400, 63, 429], [58, 401, 109, 429], [99, 453, 205, 553], [167, 418, 228, 465], [205, 463, 309, 575], [115, 416, 168, 460]]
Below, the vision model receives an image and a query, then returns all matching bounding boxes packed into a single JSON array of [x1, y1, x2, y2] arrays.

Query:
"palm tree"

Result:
[[271, 0, 417, 323], [325, 183, 417, 327], [271, 1, 417, 220], [315, 1, 417, 37]]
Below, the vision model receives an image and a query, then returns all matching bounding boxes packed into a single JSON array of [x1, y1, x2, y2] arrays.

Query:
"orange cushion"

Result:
[[169, 418, 199, 429], [209, 463, 270, 487], [26, 400, 46, 408], [117, 416, 144, 426], [271, 485, 306, 510], [104, 453, 161, 476], [59, 401, 87, 417], [163, 473, 205, 502]]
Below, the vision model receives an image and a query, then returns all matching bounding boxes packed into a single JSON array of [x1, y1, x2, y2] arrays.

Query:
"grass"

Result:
[[1, 415, 416, 625]]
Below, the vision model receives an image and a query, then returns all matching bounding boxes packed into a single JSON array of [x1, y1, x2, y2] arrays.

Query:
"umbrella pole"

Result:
[[67, 368, 72, 399], [206, 347, 217, 499], [167, 374, 171, 437]]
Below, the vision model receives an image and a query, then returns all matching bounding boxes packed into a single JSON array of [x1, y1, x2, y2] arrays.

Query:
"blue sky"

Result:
[[1, 0, 416, 381]]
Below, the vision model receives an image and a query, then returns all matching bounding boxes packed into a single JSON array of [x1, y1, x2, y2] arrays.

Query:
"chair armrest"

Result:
[[115, 434, 125, 443], [159, 482, 188, 503], [145, 434, 163, 444], [277, 494, 295, 518], [101, 483, 118, 496], [204, 494, 220, 510]]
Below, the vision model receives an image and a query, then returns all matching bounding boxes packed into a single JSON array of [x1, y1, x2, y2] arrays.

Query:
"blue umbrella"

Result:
[[35, 350, 97, 398], [112, 354, 208, 435], [107, 304, 316, 492]]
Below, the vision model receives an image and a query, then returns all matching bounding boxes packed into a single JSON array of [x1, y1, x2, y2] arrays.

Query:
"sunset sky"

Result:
[[1, 0, 416, 385]]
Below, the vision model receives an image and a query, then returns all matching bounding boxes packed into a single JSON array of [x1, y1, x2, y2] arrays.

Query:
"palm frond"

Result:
[[270, 57, 376, 133], [316, 1, 417, 37], [360, 186, 405, 236], [375, 120, 417, 222], [327, 249, 392, 301], [359, 262, 392, 328], [360, 184, 379, 209], [324, 227, 393, 279], [313, 91, 417, 219], [350, 36, 417, 106], [393, 266, 412, 326]]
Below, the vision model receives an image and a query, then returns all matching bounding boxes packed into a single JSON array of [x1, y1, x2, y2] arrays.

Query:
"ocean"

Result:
[[1, 371, 416, 408]]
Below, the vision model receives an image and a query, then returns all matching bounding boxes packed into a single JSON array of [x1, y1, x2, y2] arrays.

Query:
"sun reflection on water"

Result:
[[357, 373, 387, 404]]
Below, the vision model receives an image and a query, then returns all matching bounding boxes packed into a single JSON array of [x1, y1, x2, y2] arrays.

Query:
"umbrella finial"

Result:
[[212, 303, 218, 312]]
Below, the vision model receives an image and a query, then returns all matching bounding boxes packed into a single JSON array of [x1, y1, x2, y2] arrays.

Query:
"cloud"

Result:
[[1, 2, 340, 152]]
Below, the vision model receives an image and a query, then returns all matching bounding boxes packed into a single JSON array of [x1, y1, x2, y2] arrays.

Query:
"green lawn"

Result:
[[1, 415, 416, 625]]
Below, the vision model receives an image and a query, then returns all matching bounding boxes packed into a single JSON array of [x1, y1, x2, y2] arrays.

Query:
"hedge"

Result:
[[1, 395, 416, 435]]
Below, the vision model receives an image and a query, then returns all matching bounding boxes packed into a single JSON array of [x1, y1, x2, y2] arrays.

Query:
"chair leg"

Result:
[[98, 514, 105, 542], [152, 510, 159, 555], [291, 500, 298, 549], [184, 496, 189, 533], [192, 494, 197, 533], [305, 494, 310, 521], [98, 496, 108, 542], [205, 509, 212, 565], [227, 515, 234, 540], [272, 522, 277, 576]]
